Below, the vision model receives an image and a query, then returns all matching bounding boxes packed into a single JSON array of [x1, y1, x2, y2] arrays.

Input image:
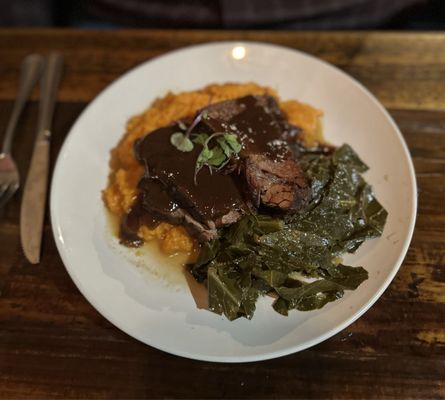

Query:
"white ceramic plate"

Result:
[[51, 42, 417, 362]]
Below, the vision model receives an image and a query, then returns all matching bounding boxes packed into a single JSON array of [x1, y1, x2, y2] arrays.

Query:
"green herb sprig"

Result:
[[170, 111, 210, 153], [192, 132, 241, 184], [170, 132, 194, 152], [169, 111, 242, 184]]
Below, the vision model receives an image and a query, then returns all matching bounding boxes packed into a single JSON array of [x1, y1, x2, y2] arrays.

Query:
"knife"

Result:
[[20, 53, 63, 264]]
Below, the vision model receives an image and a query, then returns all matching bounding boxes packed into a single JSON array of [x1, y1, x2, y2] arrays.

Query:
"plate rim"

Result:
[[50, 40, 418, 362]]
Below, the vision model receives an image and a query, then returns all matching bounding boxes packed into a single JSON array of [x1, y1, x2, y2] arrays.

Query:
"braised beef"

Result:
[[119, 94, 314, 244], [138, 177, 181, 223], [202, 95, 294, 160], [139, 177, 220, 241], [244, 154, 310, 211], [201, 95, 311, 212], [125, 122, 247, 243]]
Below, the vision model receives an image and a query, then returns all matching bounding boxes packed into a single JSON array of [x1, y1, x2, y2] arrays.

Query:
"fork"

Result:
[[0, 55, 43, 210]]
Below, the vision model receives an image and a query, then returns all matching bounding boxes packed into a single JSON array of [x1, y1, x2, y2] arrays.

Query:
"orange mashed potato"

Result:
[[102, 83, 323, 255]]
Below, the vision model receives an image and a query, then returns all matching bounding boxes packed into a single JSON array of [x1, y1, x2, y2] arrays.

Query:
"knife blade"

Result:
[[20, 53, 63, 264]]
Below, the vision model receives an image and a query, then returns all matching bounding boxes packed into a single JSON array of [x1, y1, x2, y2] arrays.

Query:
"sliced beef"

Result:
[[121, 94, 313, 244], [138, 177, 182, 223], [202, 95, 311, 213], [119, 177, 220, 244], [202, 98, 246, 128], [131, 123, 248, 242], [244, 154, 311, 211], [202, 95, 292, 159], [214, 210, 244, 227], [182, 211, 218, 242], [139, 177, 219, 241]]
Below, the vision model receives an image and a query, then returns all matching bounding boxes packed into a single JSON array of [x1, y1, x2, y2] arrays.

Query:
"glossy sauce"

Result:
[[119, 194, 161, 247], [135, 124, 247, 221], [119, 95, 298, 245], [204, 95, 295, 160]]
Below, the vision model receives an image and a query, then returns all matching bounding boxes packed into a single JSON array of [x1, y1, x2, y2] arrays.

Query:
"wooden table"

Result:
[[0, 29, 444, 399]]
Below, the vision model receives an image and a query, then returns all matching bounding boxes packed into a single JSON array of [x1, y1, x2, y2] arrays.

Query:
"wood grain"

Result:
[[1, 30, 445, 111], [0, 30, 444, 399]]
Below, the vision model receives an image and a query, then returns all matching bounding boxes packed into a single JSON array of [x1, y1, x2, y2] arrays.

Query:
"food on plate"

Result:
[[103, 83, 322, 253], [103, 82, 387, 320]]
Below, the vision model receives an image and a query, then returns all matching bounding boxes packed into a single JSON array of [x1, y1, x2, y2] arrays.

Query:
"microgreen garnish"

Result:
[[170, 132, 194, 152], [223, 133, 242, 153], [194, 132, 242, 184], [208, 146, 226, 167], [171, 110, 208, 152], [170, 112, 242, 183], [192, 133, 209, 145], [185, 110, 206, 138]]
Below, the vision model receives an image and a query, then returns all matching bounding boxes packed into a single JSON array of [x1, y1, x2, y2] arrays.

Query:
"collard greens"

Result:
[[189, 144, 388, 320]]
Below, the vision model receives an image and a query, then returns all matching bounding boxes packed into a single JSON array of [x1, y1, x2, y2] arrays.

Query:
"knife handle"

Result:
[[37, 53, 64, 139]]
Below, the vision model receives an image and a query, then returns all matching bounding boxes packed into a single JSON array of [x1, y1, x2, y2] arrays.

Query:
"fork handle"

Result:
[[1, 54, 43, 155]]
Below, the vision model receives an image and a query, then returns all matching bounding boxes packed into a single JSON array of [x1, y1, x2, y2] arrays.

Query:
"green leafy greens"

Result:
[[189, 144, 387, 320]]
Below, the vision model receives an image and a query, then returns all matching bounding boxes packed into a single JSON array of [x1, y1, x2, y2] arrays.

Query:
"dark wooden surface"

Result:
[[0, 30, 444, 399]]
